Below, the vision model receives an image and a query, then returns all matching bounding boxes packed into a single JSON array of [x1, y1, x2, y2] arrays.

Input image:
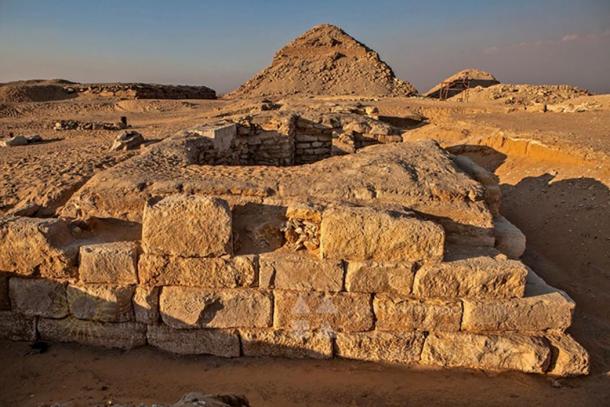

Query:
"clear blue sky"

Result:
[[1, 0, 609, 94]]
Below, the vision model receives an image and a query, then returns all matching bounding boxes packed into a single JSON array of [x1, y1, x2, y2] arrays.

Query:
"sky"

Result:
[[1, 0, 609, 94]]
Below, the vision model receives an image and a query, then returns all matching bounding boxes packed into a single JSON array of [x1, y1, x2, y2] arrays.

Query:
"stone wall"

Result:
[[0, 195, 589, 377], [180, 114, 333, 166], [70, 83, 216, 100]]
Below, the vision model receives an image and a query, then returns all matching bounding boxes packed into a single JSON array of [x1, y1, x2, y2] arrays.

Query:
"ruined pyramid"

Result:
[[227, 24, 417, 98], [425, 68, 499, 99]]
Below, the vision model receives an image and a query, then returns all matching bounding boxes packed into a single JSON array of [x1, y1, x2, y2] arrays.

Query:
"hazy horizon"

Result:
[[1, 0, 609, 94]]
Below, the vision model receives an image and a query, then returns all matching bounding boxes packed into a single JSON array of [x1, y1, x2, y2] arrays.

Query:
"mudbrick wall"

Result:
[[0, 195, 589, 376]]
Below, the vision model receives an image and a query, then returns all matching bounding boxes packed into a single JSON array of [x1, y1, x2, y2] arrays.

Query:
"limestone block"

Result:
[[320, 206, 444, 263], [133, 286, 160, 324], [546, 333, 590, 376], [160, 287, 272, 329], [138, 254, 256, 288], [494, 215, 526, 259], [138, 254, 257, 288], [273, 291, 373, 333], [461, 271, 574, 333], [412, 256, 527, 299], [142, 195, 232, 257], [0, 311, 36, 341], [38, 317, 146, 350], [453, 155, 501, 215], [335, 332, 425, 364], [259, 252, 343, 291], [345, 261, 414, 295], [240, 329, 333, 359], [9, 278, 68, 318], [200, 123, 237, 152], [67, 284, 135, 322], [147, 325, 240, 357], [79, 241, 139, 284], [0, 272, 10, 310], [421, 332, 551, 374], [0, 217, 76, 279], [374, 294, 461, 332]]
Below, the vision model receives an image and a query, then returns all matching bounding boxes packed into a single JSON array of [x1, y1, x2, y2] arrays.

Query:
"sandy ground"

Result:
[[1, 94, 609, 406]]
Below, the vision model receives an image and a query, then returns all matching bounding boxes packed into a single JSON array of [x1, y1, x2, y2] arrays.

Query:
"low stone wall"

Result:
[[181, 114, 333, 166], [0, 195, 589, 377], [70, 83, 216, 100]]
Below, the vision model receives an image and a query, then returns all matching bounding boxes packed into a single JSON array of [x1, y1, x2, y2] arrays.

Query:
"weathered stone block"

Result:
[[138, 254, 256, 288], [412, 256, 527, 299], [259, 252, 343, 291], [147, 325, 239, 357], [453, 155, 501, 215], [320, 206, 444, 263], [0, 217, 76, 279], [142, 195, 232, 257], [9, 278, 68, 318], [494, 215, 526, 259], [160, 287, 272, 329], [273, 291, 373, 333], [240, 329, 333, 359], [335, 332, 425, 364], [67, 284, 135, 322], [200, 123, 237, 152], [133, 286, 160, 324], [546, 333, 590, 377], [38, 317, 146, 349], [421, 332, 551, 374], [0, 311, 36, 341], [79, 241, 139, 284], [461, 271, 574, 333], [374, 294, 461, 332], [345, 261, 414, 295]]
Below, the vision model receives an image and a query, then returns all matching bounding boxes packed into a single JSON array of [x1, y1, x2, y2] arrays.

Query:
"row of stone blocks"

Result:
[[0, 265, 574, 328], [0, 307, 587, 377], [0, 195, 589, 376]]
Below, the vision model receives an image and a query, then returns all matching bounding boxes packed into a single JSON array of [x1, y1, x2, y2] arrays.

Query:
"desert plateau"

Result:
[[1, 3, 610, 406]]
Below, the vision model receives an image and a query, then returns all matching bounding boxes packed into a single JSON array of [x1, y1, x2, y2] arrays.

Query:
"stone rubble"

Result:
[[109, 130, 145, 151]]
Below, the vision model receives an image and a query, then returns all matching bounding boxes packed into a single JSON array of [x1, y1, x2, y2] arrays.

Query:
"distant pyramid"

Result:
[[425, 69, 499, 99], [227, 24, 417, 98]]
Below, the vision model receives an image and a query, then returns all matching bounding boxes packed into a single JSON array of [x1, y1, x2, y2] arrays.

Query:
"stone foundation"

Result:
[[0, 194, 589, 376], [178, 112, 334, 166]]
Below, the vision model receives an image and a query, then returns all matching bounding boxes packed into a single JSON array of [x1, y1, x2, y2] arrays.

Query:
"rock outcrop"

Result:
[[227, 24, 417, 98]]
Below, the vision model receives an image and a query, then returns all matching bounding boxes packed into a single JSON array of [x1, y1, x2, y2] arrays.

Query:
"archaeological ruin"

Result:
[[0, 112, 590, 377]]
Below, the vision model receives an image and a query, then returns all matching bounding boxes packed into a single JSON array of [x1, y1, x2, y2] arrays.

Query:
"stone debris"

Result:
[[54, 119, 129, 131], [452, 83, 590, 107], [282, 204, 321, 251], [109, 130, 145, 151], [1, 134, 43, 147], [165, 392, 250, 407]]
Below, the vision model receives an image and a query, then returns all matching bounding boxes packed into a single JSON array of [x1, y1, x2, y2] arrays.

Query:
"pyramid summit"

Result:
[[227, 24, 417, 98]]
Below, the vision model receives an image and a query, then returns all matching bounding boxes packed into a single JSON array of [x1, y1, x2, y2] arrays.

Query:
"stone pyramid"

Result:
[[227, 24, 417, 98]]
